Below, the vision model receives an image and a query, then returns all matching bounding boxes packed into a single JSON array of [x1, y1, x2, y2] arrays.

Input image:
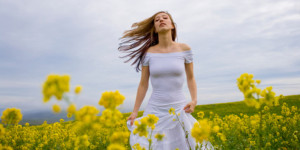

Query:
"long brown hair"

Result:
[[118, 11, 178, 72]]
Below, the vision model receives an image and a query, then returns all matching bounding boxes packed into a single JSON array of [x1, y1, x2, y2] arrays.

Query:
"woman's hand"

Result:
[[127, 112, 138, 126], [183, 101, 197, 113]]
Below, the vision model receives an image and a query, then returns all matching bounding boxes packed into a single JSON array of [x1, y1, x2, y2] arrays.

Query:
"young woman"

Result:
[[118, 11, 214, 150]]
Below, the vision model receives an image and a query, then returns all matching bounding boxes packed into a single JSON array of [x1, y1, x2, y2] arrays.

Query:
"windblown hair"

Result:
[[118, 11, 178, 72]]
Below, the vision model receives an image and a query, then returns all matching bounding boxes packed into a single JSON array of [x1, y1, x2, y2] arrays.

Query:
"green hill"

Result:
[[123, 94, 300, 120]]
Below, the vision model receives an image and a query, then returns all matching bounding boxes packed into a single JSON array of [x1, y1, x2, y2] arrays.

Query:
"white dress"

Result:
[[127, 50, 214, 150]]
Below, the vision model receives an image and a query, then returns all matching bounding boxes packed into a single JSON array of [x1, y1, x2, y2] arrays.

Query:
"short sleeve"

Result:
[[142, 54, 150, 66], [184, 50, 193, 63]]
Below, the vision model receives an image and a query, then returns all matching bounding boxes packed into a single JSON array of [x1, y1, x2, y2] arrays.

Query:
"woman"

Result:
[[118, 11, 214, 150]]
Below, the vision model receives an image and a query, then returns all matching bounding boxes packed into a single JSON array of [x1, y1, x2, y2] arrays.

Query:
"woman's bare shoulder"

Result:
[[178, 43, 191, 51], [146, 46, 158, 53]]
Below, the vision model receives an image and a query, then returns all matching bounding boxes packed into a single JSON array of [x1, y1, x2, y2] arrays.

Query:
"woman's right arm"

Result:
[[127, 66, 150, 125]]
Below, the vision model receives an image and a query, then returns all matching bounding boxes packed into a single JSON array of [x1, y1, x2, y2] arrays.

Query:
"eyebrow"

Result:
[[155, 15, 168, 19]]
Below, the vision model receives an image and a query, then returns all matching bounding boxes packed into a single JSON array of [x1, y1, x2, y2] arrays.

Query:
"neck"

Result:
[[157, 30, 174, 48]]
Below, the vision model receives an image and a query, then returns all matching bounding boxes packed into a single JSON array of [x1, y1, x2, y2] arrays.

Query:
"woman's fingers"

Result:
[[130, 118, 135, 126]]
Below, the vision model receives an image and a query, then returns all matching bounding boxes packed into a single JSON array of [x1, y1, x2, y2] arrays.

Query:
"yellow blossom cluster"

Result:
[[100, 109, 123, 127], [191, 118, 211, 144], [67, 103, 77, 118], [110, 131, 130, 144], [42, 74, 70, 102], [52, 104, 61, 113], [154, 133, 165, 141], [237, 73, 280, 109], [75, 106, 100, 123], [74, 85, 82, 94], [1, 108, 23, 125], [132, 143, 146, 150], [99, 90, 125, 109], [133, 114, 159, 138]]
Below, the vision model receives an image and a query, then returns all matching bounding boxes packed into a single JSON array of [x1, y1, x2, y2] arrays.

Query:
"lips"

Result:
[[159, 23, 166, 27]]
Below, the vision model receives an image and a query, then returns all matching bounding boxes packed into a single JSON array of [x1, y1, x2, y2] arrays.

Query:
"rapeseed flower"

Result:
[[0, 124, 5, 136], [42, 74, 70, 102], [197, 111, 204, 119], [133, 119, 148, 138], [169, 107, 175, 115], [191, 119, 211, 143], [75, 106, 100, 122], [1, 108, 23, 125], [99, 90, 125, 109], [132, 143, 146, 150], [110, 131, 130, 144], [67, 103, 76, 114], [52, 104, 61, 113], [144, 114, 159, 130], [107, 143, 126, 150], [74, 85, 82, 94], [155, 133, 165, 141]]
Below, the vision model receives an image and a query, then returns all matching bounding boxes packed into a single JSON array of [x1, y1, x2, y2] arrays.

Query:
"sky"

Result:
[[0, 0, 299, 116]]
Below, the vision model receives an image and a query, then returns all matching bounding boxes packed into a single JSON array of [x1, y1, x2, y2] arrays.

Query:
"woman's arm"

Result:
[[132, 66, 150, 113], [127, 66, 149, 125], [183, 62, 197, 113]]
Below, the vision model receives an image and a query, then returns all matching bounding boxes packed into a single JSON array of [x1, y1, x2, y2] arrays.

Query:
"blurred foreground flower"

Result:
[[42, 74, 70, 102], [99, 90, 125, 109], [237, 73, 280, 109], [132, 114, 160, 150], [191, 118, 211, 144], [1, 108, 22, 125], [52, 104, 61, 113], [74, 85, 82, 94]]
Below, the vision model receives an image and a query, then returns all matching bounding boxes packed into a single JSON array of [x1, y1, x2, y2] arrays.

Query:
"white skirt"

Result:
[[126, 100, 215, 150]]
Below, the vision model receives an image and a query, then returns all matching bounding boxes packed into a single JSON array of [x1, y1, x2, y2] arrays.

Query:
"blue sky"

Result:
[[0, 0, 299, 116]]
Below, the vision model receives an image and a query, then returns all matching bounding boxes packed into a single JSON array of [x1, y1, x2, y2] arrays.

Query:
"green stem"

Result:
[[148, 128, 153, 150], [175, 114, 192, 150]]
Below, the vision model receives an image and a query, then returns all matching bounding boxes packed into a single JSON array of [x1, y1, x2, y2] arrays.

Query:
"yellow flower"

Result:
[[110, 131, 130, 144], [75, 106, 100, 122], [67, 103, 76, 114], [0, 124, 6, 136], [132, 143, 146, 150], [213, 125, 220, 133], [74, 85, 82, 94], [1, 108, 23, 125], [67, 113, 73, 118], [60, 118, 64, 123], [75, 134, 90, 148], [42, 74, 70, 102], [155, 133, 165, 141], [100, 109, 123, 127], [255, 80, 261, 84], [52, 104, 61, 113], [282, 126, 287, 132], [99, 90, 125, 109], [169, 107, 175, 115], [191, 119, 211, 143], [144, 114, 159, 130], [197, 111, 204, 119], [133, 119, 148, 138], [107, 143, 126, 150], [0, 144, 13, 150]]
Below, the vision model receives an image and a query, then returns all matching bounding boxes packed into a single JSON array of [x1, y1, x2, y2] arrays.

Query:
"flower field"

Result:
[[0, 73, 299, 150]]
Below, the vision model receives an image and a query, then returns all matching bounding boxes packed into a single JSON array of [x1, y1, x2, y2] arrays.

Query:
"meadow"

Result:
[[0, 73, 299, 150]]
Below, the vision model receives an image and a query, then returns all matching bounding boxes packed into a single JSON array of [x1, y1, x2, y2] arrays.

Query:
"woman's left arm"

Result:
[[183, 62, 197, 113]]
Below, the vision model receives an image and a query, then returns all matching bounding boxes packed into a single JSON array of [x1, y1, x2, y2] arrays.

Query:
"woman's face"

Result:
[[154, 13, 174, 33]]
